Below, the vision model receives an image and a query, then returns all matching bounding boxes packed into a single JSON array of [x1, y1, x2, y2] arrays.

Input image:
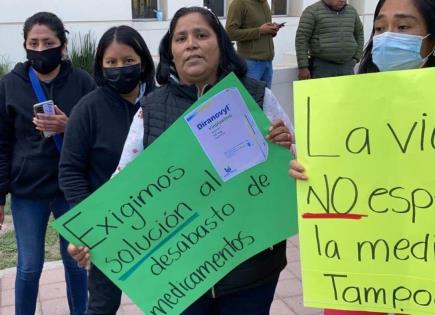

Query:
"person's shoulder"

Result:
[[69, 65, 95, 86], [1, 62, 27, 84], [58, 61, 93, 86], [147, 84, 169, 95], [229, 0, 245, 10], [302, 1, 322, 15], [313, 1, 325, 9], [141, 84, 170, 106], [68, 88, 107, 125], [70, 66, 93, 80], [73, 87, 104, 110], [0, 72, 12, 87]]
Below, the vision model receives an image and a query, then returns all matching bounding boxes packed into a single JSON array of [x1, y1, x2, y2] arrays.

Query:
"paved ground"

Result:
[[0, 236, 323, 315]]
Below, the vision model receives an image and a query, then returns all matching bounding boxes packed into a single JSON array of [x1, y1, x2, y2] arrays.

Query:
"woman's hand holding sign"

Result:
[[68, 243, 91, 269], [266, 119, 292, 149]]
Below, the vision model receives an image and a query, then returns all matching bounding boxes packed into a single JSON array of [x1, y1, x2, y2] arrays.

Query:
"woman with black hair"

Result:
[[359, 0, 435, 74], [68, 6, 294, 315], [59, 25, 155, 314], [135, 6, 293, 315], [146, 7, 293, 314], [290, 0, 435, 314], [0, 11, 95, 315]]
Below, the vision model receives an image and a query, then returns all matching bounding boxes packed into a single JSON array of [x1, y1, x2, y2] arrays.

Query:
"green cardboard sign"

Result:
[[54, 73, 297, 314]]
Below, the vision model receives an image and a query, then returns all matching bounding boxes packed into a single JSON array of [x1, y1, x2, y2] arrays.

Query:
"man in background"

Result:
[[296, 0, 364, 79], [226, 0, 284, 88]]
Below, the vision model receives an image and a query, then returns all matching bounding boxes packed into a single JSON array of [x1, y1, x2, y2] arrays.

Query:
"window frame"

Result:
[[204, 0, 226, 18], [271, 0, 289, 16], [131, 0, 160, 20]]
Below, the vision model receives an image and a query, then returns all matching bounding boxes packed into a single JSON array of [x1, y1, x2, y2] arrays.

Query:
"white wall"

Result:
[[0, 0, 378, 66], [0, 0, 379, 117], [0, 0, 131, 23], [0, 0, 133, 64]]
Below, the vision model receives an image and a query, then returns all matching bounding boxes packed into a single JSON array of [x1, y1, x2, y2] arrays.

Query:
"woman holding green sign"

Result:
[[140, 6, 293, 314], [290, 0, 435, 314], [68, 5, 294, 315]]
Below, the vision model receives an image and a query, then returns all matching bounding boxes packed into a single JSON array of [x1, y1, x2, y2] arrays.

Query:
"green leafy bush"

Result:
[[69, 31, 97, 74], [0, 56, 10, 79]]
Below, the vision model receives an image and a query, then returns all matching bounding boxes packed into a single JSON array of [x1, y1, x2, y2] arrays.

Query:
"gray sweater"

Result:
[[226, 0, 274, 60], [295, 1, 364, 68]]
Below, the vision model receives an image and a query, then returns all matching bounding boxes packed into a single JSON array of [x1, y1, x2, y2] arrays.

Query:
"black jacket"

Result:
[[142, 76, 287, 297], [59, 85, 152, 206], [0, 61, 95, 205]]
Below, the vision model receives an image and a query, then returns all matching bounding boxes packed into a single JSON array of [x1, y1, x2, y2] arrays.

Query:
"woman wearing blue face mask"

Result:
[[290, 0, 435, 314], [59, 25, 155, 314], [359, 0, 435, 73]]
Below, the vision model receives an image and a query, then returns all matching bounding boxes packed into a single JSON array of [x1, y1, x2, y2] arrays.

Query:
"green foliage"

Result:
[[0, 56, 10, 79], [69, 31, 97, 74], [4, 194, 10, 215], [0, 229, 17, 269], [0, 218, 60, 270], [0, 196, 60, 270]]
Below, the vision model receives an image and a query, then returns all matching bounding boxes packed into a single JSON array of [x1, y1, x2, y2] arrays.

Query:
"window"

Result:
[[272, 0, 287, 15], [132, 0, 158, 19], [204, 0, 225, 17]]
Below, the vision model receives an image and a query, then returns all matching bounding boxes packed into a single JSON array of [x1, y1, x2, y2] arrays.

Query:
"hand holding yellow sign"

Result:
[[294, 68, 435, 315]]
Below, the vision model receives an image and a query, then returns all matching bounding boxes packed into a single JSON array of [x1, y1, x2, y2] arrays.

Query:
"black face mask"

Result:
[[102, 64, 142, 94], [26, 46, 63, 74]]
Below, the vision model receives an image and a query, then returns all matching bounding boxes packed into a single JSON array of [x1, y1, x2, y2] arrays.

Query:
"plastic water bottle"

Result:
[[153, 9, 163, 21]]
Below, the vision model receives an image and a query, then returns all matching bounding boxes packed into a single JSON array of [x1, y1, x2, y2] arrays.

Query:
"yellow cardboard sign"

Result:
[[294, 68, 435, 315]]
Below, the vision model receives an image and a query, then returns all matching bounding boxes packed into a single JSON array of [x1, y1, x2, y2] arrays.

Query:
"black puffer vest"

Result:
[[141, 75, 287, 297], [142, 76, 265, 145]]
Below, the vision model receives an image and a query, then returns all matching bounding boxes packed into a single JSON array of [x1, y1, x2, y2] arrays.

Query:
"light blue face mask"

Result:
[[372, 32, 432, 72]]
